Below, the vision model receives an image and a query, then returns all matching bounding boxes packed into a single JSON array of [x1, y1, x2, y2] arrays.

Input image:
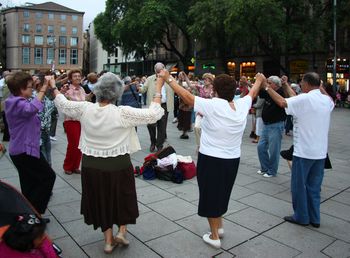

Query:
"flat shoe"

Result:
[[284, 216, 308, 226], [115, 232, 130, 246], [202, 232, 221, 249], [104, 241, 117, 254], [218, 228, 224, 238], [64, 170, 73, 175]]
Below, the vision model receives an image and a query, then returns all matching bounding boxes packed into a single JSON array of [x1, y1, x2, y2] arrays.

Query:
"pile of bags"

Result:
[[135, 146, 196, 184]]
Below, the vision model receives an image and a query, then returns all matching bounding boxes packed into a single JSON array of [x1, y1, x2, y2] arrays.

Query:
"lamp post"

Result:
[[194, 38, 197, 75], [332, 0, 337, 88]]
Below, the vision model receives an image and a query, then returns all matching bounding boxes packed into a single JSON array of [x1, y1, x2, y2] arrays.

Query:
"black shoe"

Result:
[[249, 131, 256, 139], [149, 144, 156, 152], [156, 146, 163, 152], [180, 134, 189, 139], [310, 222, 320, 228], [283, 216, 308, 226], [42, 218, 51, 224]]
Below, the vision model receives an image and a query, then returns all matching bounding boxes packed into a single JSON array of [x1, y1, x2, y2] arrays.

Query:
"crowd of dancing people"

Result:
[[0, 63, 336, 255]]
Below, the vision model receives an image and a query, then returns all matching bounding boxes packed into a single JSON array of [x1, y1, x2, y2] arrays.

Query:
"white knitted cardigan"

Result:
[[54, 94, 164, 157]]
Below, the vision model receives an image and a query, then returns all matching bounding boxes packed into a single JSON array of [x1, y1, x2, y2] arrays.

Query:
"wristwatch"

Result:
[[167, 77, 174, 83]]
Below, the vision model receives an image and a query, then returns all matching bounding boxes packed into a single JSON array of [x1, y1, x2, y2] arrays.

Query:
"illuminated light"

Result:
[[228, 62, 231, 66], [337, 58, 341, 61], [232, 62, 235, 66], [242, 63, 246, 67], [187, 65, 195, 71], [247, 62, 251, 66], [252, 62, 256, 66]]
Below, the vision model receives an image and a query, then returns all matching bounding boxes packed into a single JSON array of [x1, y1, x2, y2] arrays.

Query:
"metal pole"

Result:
[[194, 38, 197, 76], [333, 0, 337, 89]]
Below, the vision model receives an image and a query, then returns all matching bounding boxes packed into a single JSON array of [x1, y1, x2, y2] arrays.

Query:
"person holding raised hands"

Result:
[[158, 69, 265, 249], [47, 73, 164, 254]]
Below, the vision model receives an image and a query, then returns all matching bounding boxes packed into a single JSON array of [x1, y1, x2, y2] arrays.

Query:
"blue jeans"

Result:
[[291, 156, 325, 224], [257, 121, 284, 176]]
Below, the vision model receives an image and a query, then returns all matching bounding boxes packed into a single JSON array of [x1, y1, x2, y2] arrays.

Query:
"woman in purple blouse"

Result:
[[4, 72, 56, 215]]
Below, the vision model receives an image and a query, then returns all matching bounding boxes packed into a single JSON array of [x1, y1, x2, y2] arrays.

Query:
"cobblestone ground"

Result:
[[1, 108, 350, 258]]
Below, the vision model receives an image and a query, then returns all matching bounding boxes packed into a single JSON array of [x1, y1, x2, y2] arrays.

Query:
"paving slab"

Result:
[[320, 199, 350, 221], [244, 180, 288, 196], [148, 197, 197, 221], [147, 229, 220, 258], [127, 211, 182, 242], [54, 236, 88, 258], [49, 200, 83, 223], [82, 234, 161, 258], [166, 183, 199, 202], [331, 190, 350, 205], [48, 186, 82, 207], [230, 235, 300, 258], [225, 207, 284, 233], [322, 240, 350, 258], [312, 213, 350, 242], [263, 223, 335, 253], [136, 185, 174, 204], [238, 193, 293, 217]]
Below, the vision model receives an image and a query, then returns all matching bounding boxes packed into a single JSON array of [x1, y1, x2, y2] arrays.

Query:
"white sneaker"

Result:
[[218, 228, 224, 238], [50, 136, 57, 141], [263, 173, 274, 178], [172, 118, 178, 123], [257, 170, 265, 175], [202, 233, 221, 249]]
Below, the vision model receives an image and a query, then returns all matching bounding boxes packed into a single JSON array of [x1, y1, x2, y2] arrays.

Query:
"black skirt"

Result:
[[197, 152, 240, 218], [81, 154, 139, 231]]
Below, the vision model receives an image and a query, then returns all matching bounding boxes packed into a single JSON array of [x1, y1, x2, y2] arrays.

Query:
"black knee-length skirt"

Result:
[[197, 152, 240, 218], [81, 154, 139, 231]]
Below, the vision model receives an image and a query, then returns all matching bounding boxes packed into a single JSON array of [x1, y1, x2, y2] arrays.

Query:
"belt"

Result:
[[263, 121, 283, 125]]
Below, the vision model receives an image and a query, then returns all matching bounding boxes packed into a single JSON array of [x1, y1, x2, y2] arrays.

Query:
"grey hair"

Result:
[[268, 76, 282, 87], [93, 72, 124, 103], [154, 62, 165, 73], [123, 76, 132, 85]]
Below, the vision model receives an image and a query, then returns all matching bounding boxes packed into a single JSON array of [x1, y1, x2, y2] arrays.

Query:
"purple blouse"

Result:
[[5, 95, 43, 158]]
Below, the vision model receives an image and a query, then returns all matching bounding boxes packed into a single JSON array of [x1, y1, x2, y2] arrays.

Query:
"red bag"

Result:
[[177, 161, 196, 180]]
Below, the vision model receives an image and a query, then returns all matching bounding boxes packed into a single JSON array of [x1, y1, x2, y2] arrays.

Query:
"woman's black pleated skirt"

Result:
[[81, 154, 139, 232], [197, 152, 240, 218]]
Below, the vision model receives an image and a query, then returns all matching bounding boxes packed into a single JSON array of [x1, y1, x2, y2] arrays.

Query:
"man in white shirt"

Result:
[[140, 63, 174, 152], [265, 72, 334, 228]]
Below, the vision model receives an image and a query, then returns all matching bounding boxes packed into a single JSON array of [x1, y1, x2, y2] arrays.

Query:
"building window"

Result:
[[22, 35, 30, 44], [59, 36, 67, 46], [60, 26, 66, 34], [47, 36, 55, 45], [34, 36, 43, 45], [72, 27, 78, 35], [36, 12, 43, 19], [47, 48, 55, 64], [72, 15, 78, 21], [48, 25, 54, 34], [70, 49, 78, 65], [23, 11, 30, 18], [34, 48, 43, 64], [60, 14, 66, 20], [23, 23, 30, 32], [22, 47, 30, 64], [48, 13, 54, 20], [59, 49, 66, 64], [35, 24, 42, 33], [70, 37, 78, 47]]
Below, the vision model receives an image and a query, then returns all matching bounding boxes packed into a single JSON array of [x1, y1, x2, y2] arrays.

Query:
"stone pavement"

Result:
[[1, 108, 350, 258]]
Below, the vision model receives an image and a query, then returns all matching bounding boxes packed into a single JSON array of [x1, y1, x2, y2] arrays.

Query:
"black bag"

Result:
[[155, 165, 184, 184]]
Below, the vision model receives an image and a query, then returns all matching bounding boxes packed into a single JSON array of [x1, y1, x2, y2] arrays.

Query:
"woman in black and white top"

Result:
[[159, 70, 265, 249]]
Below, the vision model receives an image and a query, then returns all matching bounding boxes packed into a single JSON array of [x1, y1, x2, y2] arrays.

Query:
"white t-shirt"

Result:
[[285, 89, 334, 159], [194, 95, 252, 159]]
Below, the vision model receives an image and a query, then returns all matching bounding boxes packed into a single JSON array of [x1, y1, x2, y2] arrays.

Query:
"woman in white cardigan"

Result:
[[47, 72, 164, 254]]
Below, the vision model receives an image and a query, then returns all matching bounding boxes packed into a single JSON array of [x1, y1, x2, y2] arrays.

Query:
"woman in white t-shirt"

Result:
[[159, 70, 265, 249]]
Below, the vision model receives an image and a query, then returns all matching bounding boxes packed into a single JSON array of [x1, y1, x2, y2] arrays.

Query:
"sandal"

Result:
[[115, 232, 130, 246], [104, 241, 117, 254]]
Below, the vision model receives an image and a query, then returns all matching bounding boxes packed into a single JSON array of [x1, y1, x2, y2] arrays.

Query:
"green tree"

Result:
[[94, 0, 195, 70], [225, 0, 329, 75], [188, 0, 232, 73]]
